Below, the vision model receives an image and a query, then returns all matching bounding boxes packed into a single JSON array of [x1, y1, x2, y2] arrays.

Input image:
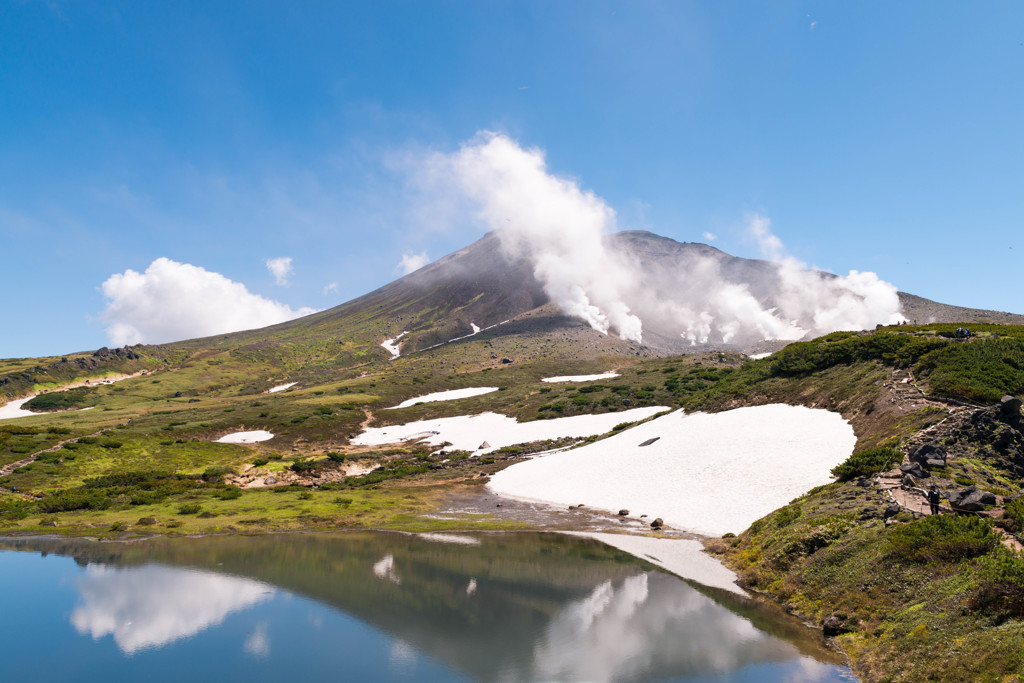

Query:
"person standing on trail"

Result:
[[927, 487, 941, 515]]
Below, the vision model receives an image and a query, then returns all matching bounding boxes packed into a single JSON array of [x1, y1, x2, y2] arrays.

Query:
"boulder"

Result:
[[650, 518, 664, 529], [857, 478, 872, 488], [901, 474, 917, 487], [883, 503, 902, 519], [500, 357, 513, 364], [478, 441, 490, 449], [899, 462, 930, 479], [950, 486, 997, 511], [822, 614, 845, 637], [910, 444, 946, 465], [638, 437, 660, 447], [617, 509, 630, 516], [1000, 395, 1023, 417]]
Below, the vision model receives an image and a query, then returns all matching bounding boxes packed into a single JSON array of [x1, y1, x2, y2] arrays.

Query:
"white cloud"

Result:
[[100, 257, 317, 345], [702, 231, 717, 242], [265, 256, 293, 285], [323, 282, 339, 295], [398, 251, 430, 275]]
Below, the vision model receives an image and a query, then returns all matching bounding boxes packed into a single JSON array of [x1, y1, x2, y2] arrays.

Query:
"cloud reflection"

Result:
[[71, 564, 275, 654], [529, 572, 805, 683]]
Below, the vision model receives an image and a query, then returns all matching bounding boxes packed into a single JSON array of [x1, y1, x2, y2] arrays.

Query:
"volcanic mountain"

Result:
[[213, 229, 1022, 360]]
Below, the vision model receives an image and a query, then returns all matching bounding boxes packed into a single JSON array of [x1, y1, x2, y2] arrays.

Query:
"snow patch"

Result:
[[388, 387, 499, 409], [0, 398, 39, 420], [216, 430, 275, 444], [488, 404, 855, 536], [352, 406, 667, 454], [542, 373, 620, 383], [266, 382, 297, 393], [381, 332, 408, 359]]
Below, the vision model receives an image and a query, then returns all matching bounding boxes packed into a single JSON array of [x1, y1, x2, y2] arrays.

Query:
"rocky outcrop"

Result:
[[950, 486, 997, 512]]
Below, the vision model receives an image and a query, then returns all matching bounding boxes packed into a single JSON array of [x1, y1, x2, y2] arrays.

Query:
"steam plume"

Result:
[[419, 133, 903, 348], [425, 132, 643, 342]]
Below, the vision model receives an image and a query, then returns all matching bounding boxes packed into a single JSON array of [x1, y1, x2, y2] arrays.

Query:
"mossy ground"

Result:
[[712, 481, 1024, 682]]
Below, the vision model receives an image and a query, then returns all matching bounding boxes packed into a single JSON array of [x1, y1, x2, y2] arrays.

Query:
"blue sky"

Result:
[[1, 1, 1021, 358]]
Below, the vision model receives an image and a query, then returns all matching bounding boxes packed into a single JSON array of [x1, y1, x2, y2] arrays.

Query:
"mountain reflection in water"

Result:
[[0, 532, 854, 682]]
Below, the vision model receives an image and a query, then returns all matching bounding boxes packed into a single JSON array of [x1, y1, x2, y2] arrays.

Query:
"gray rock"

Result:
[[264, 477, 277, 485], [883, 503, 901, 519], [638, 437, 660, 447], [951, 486, 997, 511], [650, 517, 664, 529], [901, 474, 917, 487], [911, 444, 946, 465], [857, 478, 872, 487], [1000, 395, 1023, 416], [618, 509, 630, 516], [899, 462, 930, 479], [925, 459, 947, 469]]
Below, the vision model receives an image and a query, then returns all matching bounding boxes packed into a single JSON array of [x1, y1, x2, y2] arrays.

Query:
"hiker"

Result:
[[927, 487, 941, 515]]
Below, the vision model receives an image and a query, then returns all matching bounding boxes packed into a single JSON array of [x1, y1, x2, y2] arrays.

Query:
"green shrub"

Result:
[[0, 499, 33, 520], [252, 457, 270, 467], [39, 490, 111, 513], [973, 548, 1024, 617], [24, 388, 95, 412], [326, 452, 346, 463], [83, 470, 175, 488], [1003, 497, 1024, 534], [774, 502, 803, 528], [888, 514, 998, 563], [290, 459, 320, 473], [216, 487, 243, 500], [831, 447, 902, 481], [177, 503, 202, 515], [315, 406, 333, 415], [136, 516, 158, 526], [201, 466, 234, 482]]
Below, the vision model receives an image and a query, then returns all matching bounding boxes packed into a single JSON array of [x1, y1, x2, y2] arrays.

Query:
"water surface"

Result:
[[0, 532, 855, 682]]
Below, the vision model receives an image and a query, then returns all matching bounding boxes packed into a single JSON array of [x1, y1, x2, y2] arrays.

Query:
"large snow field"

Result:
[[488, 404, 856, 536]]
